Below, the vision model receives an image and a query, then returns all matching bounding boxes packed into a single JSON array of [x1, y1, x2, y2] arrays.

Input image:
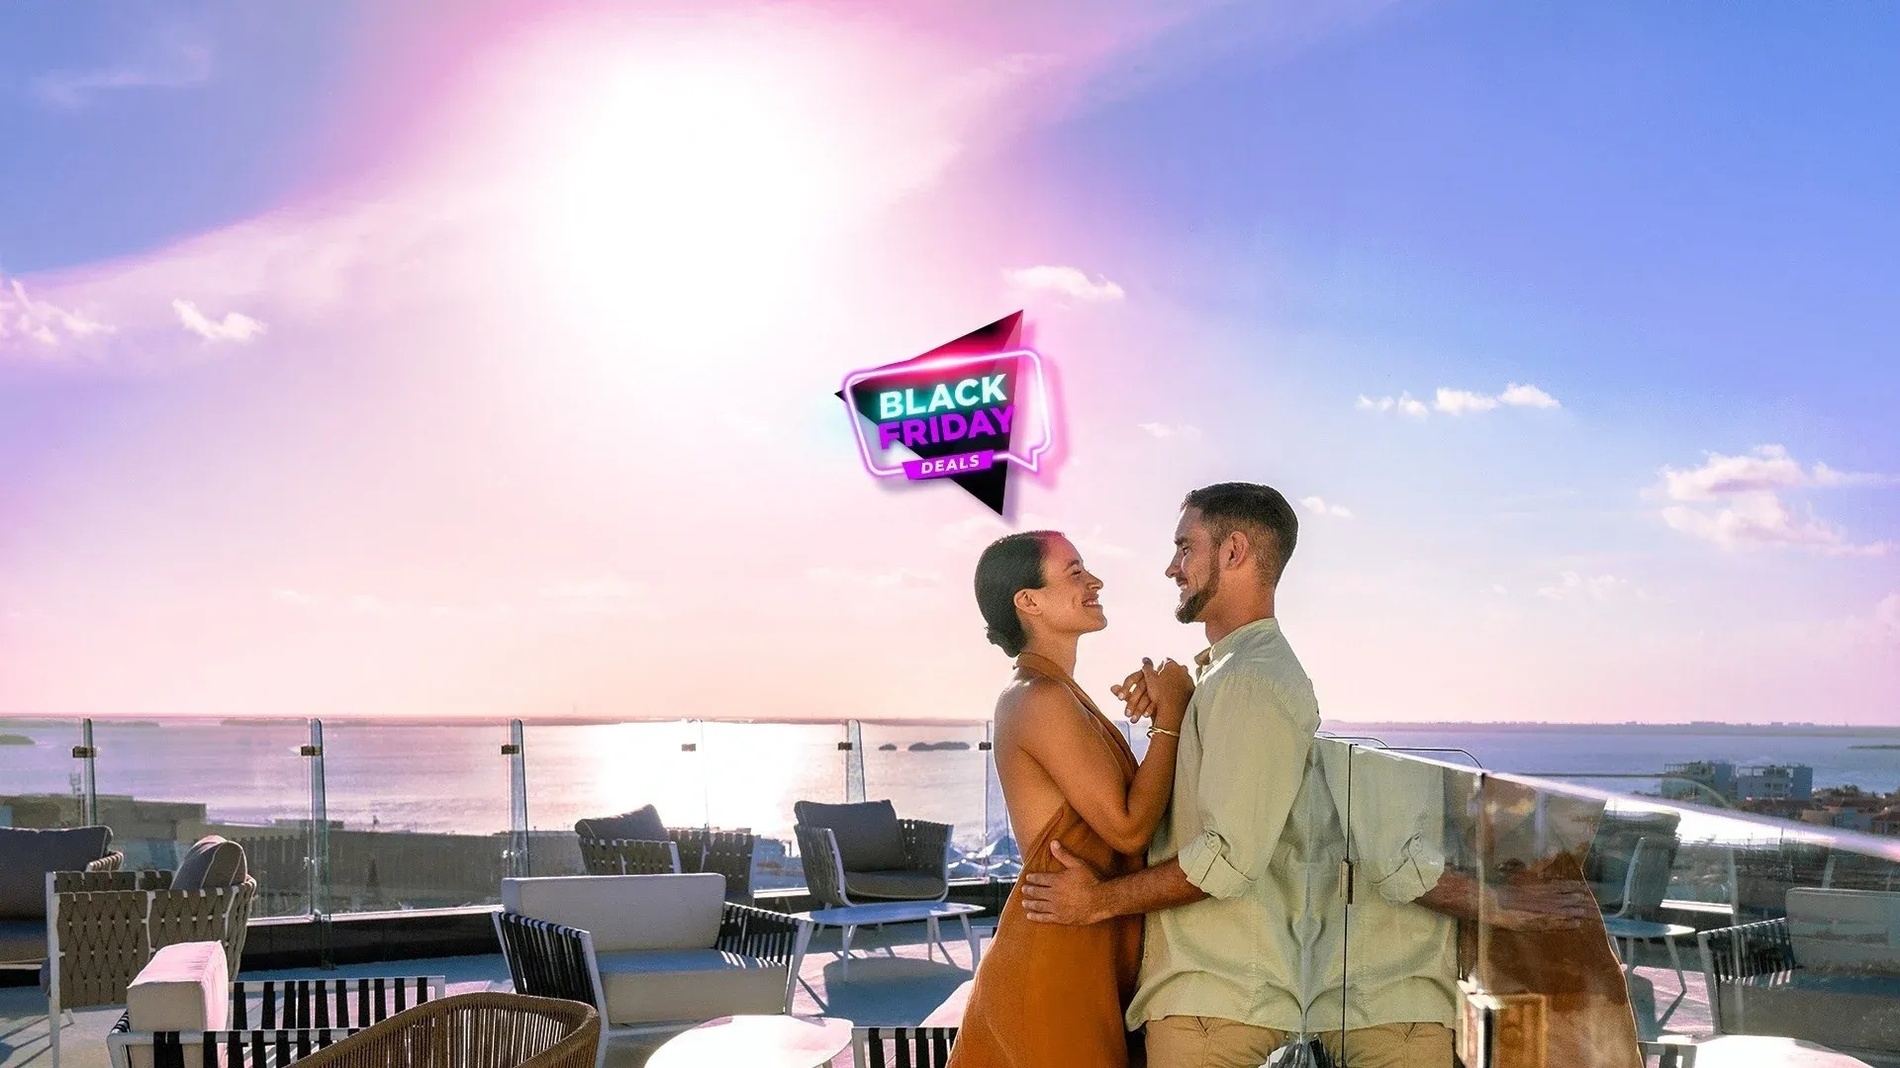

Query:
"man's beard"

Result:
[[1174, 564, 1220, 623]]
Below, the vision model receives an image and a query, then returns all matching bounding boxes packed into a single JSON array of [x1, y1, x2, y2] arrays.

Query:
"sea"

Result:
[[2, 717, 1897, 849]]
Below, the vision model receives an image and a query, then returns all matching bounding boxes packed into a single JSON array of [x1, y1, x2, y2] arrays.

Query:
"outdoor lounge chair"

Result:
[[43, 835, 258, 1068], [852, 1026, 959, 1068], [273, 992, 598, 1068], [107, 963, 447, 1068], [793, 799, 952, 908], [1697, 887, 1900, 1062], [0, 825, 124, 968], [494, 873, 807, 1068], [574, 806, 757, 901]]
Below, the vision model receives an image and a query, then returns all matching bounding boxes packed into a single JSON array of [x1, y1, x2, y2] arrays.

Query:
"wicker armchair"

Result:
[[793, 803, 952, 908], [575, 821, 757, 902], [852, 1026, 958, 1068], [46, 869, 257, 1068], [280, 993, 598, 1068]]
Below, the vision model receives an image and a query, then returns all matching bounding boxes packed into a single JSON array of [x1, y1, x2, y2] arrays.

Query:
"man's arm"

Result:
[[1415, 867, 1598, 931], [1021, 846, 1207, 925]]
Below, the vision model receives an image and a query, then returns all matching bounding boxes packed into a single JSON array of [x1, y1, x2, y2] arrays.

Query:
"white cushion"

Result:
[[125, 941, 229, 1068], [596, 949, 786, 1024], [1787, 888, 1900, 975], [127, 941, 229, 1033], [501, 874, 723, 953]]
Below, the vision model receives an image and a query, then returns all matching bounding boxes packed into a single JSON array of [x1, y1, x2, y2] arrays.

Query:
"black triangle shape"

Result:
[[836, 312, 1026, 516]]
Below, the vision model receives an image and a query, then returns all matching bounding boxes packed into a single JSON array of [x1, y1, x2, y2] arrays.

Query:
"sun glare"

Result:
[[522, 55, 846, 361]]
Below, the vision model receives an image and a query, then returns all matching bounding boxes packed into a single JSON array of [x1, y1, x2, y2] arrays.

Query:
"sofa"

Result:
[[0, 825, 124, 966], [494, 873, 807, 1068], [1698, 887, 1900, 1061]]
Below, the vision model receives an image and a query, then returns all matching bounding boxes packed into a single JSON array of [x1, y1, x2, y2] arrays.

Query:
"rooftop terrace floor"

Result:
[[0, 924, 1726, 1068]]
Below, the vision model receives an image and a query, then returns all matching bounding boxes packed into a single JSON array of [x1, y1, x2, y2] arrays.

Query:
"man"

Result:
[[1021, 481, 1325, 1067]]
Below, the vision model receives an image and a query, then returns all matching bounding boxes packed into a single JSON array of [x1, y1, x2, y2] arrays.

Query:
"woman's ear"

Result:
[[1013, 587, 1038, 619]]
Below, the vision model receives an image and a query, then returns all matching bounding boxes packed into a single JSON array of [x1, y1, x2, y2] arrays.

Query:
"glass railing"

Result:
[[8, 715, 1900, 1062], [0, 715, 1015, 912], [1328, 743, 1900, 1066]]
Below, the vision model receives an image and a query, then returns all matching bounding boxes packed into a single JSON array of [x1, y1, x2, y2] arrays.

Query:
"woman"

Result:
[[949, 531, 1191, 1068]]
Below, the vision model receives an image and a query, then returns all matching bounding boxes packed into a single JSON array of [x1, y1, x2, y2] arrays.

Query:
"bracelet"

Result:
[[1146, 726, 1180, 739]]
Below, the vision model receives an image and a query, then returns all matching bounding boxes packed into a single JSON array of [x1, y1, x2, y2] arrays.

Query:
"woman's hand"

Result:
[[1112, 657, 1193, 732]]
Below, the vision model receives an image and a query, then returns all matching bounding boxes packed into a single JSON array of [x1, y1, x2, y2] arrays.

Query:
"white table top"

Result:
[[1695, 1036, 1873, 1067], [796, 900, 984, 925], [646, 1015, 854, 1068]]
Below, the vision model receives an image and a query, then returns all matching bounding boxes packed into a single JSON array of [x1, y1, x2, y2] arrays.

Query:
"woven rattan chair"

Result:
[[575, 822, 757, 902], [45, 869, 257, 1068], [852, 1026, 958, 1068], [282, 992, 598, 1068], [793, 803, 952, 908]]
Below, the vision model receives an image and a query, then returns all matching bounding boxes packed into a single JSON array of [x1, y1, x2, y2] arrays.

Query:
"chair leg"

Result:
[[840, 924, 856, 980]]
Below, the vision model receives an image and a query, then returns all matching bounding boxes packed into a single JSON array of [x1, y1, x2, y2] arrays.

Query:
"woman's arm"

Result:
[[1002, 669, 1187, 854]]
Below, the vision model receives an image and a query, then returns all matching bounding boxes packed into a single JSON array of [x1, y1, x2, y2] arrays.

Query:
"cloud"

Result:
[[1299, 496, 1354, 519], [31, 40, 213, 109], [538, 577, 657, 617], [1536, 571, 1633, 602], [0, 276, 114, 359], [1003, 265, 1125, 302], [173, 299, 268, 343], [1137, 422, 1202, 440], [1655, 446, 1894, 555], [1358, 383, 1561, 418]]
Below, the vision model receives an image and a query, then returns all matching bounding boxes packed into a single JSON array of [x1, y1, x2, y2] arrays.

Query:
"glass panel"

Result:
[[982, 721, 1017, 879], [519, 719, 707, 877], [859, 720, 989, 877], [699, 721, 847, 894], [318, 719, 513, 912], [87, 717, 313, 918], [0, 716, 85, 828], [1336, 744, 1464, 1055]]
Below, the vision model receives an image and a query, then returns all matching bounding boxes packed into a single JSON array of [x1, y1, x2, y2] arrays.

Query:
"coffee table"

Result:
[[645, 1015, 854, 1068], [789, 900, 984, 980]]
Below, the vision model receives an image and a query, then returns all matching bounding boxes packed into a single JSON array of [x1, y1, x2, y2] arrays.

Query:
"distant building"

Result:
[[1662, 761, 1814, 803]]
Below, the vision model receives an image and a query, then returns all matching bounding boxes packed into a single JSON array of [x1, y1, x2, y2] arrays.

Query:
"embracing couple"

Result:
[[947, 482, 1453, 1068]]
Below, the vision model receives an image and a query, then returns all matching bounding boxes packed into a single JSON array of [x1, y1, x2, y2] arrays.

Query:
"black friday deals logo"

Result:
[[837, 312, 1055, 516]]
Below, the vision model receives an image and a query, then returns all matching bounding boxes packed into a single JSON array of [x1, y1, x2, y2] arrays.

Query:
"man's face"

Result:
[[1166, 508, 1220, 624]]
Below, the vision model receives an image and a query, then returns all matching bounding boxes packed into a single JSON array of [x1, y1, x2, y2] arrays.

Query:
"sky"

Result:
[[1, 1, 1895, 726]]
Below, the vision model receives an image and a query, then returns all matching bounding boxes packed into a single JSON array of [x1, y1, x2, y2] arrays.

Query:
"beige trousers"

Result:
[[1145, 1016, 1453, 1068]]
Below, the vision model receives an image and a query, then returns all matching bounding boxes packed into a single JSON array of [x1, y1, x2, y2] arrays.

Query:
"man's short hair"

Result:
[[1182, 482, 1299, 584]]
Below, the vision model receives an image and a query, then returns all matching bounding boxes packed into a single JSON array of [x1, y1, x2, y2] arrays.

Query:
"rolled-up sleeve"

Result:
[[1367, 831, 1447, 904], [1176, 673, 1315, 900]]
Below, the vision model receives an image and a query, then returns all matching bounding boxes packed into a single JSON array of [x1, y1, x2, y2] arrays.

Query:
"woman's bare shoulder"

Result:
[[995, 676, 1082, 736]]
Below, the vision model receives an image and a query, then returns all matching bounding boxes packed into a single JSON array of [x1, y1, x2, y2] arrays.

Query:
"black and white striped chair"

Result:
[[106, 976, 446, 1068], [851, 1026, 958, 1068]]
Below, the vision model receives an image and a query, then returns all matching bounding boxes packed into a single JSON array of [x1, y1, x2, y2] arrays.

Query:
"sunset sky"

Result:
[[2, 2, 1895, 725]]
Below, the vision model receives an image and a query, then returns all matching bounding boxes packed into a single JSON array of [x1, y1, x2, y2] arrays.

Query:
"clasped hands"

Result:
[[1108, 656, 1194, 733]]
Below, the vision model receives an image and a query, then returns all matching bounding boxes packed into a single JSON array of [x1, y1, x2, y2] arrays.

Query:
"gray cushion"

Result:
[[795, 800, 906, 873], [575, 806, 667, 842], [596, 949, 785, 1024], [843, 870, 947, 901], [0, 826, 112, 920], [0, 919, 45, 964], [171, 836, 248, 892]]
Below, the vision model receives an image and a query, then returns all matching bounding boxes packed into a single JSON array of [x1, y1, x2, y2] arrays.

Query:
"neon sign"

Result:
[[836, 312, 1056, 515]]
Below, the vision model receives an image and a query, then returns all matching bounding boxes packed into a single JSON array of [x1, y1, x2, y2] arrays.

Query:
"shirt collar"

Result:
[[1204, 616, 1280, 665]]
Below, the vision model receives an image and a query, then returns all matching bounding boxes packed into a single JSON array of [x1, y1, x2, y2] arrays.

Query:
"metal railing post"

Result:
[[303, 718, 333, 967], [506, 719, 530, 877], [72, 718, 98, 827], [843, 720, 865, 803]]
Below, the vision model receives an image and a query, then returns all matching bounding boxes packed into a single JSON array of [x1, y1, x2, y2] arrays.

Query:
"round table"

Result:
[[1676, 1036, 1874, 1067], [645, 1015, 855, 1068]]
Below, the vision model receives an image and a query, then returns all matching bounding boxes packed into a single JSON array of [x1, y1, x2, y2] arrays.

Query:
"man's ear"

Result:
[[1222, 529, 1250, 572]]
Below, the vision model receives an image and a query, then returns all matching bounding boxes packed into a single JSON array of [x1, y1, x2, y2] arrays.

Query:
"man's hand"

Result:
[[1020, 841, 1107, 926], [1484, 880, 1600, 932]]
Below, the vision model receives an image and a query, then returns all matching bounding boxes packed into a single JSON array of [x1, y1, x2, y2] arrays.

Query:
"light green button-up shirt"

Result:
[[1126, 616, 1321, 1033]]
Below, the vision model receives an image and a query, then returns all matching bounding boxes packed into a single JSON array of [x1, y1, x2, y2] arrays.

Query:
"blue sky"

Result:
[[0, 1, 1894, 724]]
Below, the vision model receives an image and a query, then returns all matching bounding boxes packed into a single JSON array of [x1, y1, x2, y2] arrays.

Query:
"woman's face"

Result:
[[1022, 535, 1107, 636]]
